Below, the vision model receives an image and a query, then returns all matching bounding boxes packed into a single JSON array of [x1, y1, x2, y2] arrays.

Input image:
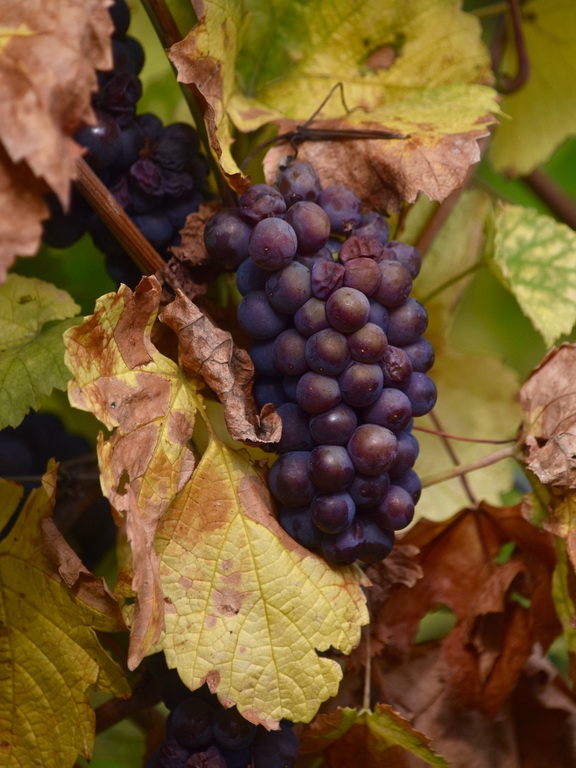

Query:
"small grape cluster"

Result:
[[147, 675, 298, 768], [42, 0, 209, 285], [205, 162, 436, 566]]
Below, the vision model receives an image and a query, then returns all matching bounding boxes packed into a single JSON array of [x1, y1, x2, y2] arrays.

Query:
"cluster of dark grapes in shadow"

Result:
[[147, 672, 298, 768], [0, 412, 116, 570], [204, 162, 436, 566], [42, 0, 209, 286]]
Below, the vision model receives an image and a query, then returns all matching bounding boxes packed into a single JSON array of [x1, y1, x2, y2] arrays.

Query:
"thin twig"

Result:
[[421, 445, 517, 488], [74, 158, 165, 274], [362, 624, 372, 712], [419, 262, 482, 305], [430, 412, 476, 504], [471, 1, 509, 18], [413, 424, 516, 445]]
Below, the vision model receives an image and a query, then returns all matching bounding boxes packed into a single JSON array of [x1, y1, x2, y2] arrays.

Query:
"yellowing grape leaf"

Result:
[[155, 437, 368, 727], [0, 467, 129, 768], [298, 705, 448, 767], [489, 205, 576, 347], [64, 277, 367, 724], [0, 0, 113, 278], [489, 0, 576, 176], [169, 0, 497, 208], [0, 274, 80, 429]]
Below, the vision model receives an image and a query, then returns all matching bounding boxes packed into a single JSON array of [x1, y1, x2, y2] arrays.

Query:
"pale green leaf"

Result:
[[489, 0, 576, 175], [490, 204, 576, 346], [0, 275, 80, 429]]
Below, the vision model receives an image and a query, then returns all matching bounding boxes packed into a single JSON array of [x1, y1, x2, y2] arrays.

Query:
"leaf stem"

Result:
[[74, 158, 165, 274], [362, 624, 372, 712], [421, 445, 517, 488], [419, 261, 483, 305], [498, 0, 530, 94]]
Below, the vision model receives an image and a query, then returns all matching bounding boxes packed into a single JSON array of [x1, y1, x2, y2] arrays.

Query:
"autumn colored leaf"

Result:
[[367, 503, 560, 714], [0, 0, 113, 278], [369, 642, 576, 768], [155, 438, 368, 727], [64, 277, 368, 724], [0, 274, 80, 429], [169, 0, 497, 208], [297, 704, 447, 768], [0, 467, 129, 768], [489, 205, 576, 346], [489, 0, 576, 176]]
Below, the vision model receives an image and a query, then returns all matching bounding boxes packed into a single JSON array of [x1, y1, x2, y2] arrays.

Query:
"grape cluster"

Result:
[[147, 674, 299, 768], [205, 162, 436, 566], [42, 0, 209, 285]]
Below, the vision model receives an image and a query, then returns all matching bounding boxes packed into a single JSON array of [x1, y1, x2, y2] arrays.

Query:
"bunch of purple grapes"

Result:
[[147, 675, 298, 768], [42, 0, 209, 285], [204, 162, 436, 567]]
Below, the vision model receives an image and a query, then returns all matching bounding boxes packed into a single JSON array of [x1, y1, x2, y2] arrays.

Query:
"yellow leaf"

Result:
[[155, 437, 368, 726], [0, 467, 129, 768]]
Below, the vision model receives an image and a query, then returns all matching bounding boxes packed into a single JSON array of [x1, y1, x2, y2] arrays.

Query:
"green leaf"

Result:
[[0, 274, 80, 429], [489, 204, 576, 346], [489, 0, 576, 176]]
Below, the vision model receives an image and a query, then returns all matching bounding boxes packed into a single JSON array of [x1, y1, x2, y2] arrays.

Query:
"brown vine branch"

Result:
[[139, 0, 236, 206], [95, 669, 163, 735], [523, 169, 576, 230], [421, 445, 518, 488], [498, 0, 530, 94], [74, 158, 165, 274]]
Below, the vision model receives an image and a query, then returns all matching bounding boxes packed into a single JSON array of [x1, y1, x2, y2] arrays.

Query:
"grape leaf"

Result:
[[169, 0, 498, 208], [0, 0, 113, 278], [155, 438, 368, 726], [0, 274, 80, 429], [0, 466, 129, 768], [64, 277, 368, 724], [489, 205, 576, 347], [489, 0, 576, 176], [298, 705, 447, 767]]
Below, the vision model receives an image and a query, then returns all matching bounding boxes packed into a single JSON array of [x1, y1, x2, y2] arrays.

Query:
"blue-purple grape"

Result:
[[373, 486, 415, 530], [249, 217, 298, 270], [386, 298, 428, 346], [284, 201, 331, 253], [311, 492, 356, 533], [339, 362, 384, 408], [296, 371, 341, 414], [347, 424, 398, 475], [239, 184, 286, 223], [268, 451, 314, 506], [204, 208, 252, 269], [277, 162, 321, 206], [305, 328, 350, 376], [309, 403, 357, 445], [363, 388, 413, 433], [318, 185, 362, 234], [265, 261, 312, 314], [325, 287, 370, 333], [309, 445, 355, 491], [272, 329, 308, 375]]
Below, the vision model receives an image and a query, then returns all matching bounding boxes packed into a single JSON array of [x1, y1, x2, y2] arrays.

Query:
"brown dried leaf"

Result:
[[520, 344, 576, 488], [160, 290, 281, 444], [0, 0, 113, 277], [368, 503, 560, 714], [369, 643, 576, 768]]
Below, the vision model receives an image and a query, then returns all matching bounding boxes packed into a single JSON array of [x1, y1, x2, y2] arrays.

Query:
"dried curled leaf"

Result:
[[520, 344, 576, 488], [0, 0, 113, 277]]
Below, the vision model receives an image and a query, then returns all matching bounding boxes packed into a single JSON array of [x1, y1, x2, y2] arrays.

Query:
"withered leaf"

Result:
[[520, 344, 576, 488], [368, 503, 560, 715], [0, 0, 113, 277]]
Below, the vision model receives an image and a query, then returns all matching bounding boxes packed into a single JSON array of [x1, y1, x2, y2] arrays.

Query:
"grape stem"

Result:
[[498, 0, 530, 94], [418, 261, 482, 305], [420, 445, 518, 488], [74, 158, 166, 274], [523, 169, 576, 230], [362, 624, 372, 712]]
